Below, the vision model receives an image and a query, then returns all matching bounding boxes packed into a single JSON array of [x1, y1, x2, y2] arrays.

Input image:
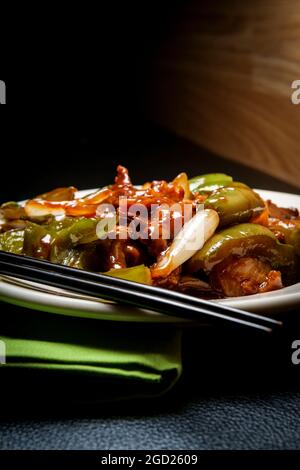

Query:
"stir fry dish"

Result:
[[0, 166, 299, 298]]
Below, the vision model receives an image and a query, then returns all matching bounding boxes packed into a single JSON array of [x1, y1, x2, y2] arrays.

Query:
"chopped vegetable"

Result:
[[37, 186, 78, 201], [23, 223, 51, 259], [50, 219, 100, 265], [151, 209, 219, 278], [104, 264, 152, 285], [0, 230, 24, 254], [173, 172, 191, 199], [204, 182, 265, 227], [186, 223, 297, 285], [210, 256, 283, 297]]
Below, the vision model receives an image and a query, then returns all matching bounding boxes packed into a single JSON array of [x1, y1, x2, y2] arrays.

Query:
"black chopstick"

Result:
[[0, 251, 282, 333]]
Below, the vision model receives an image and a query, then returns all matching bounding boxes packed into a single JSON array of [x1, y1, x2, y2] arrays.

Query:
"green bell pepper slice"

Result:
[[204, 182, 265, 227], [189, 173, 233, 194], [0, 229, 25, 254], [269, 221, 300, 256], [186, 223, 298, 284]]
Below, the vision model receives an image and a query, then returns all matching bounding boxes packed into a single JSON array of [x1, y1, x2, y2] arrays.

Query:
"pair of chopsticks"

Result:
[[0, 250, 282, 334]]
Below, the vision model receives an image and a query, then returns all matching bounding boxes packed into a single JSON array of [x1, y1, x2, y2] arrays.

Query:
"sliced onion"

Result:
[[24, 187, 113, 218], [172, 172, 191, 199], [24, 200, 66, 217], [151, 208, 219, 278]]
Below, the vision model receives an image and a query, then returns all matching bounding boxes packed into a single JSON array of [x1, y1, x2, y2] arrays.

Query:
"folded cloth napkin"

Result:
[[0, 303, 182, 402]]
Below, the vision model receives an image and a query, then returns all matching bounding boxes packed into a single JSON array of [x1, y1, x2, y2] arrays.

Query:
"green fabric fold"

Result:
[[0, 304, 182, 402]]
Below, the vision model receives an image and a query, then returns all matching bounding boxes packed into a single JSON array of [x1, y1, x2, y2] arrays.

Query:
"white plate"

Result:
[[0, 189, 299, 322]]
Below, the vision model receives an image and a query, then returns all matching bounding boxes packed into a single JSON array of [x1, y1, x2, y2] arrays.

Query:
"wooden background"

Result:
[[145, 0, 300, 188]]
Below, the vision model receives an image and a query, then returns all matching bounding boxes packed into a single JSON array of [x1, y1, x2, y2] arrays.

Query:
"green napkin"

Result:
[[0, 304, 182, 402]]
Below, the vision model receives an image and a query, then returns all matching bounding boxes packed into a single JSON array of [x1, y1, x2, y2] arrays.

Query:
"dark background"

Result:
[[1, 2, 182, 199], [2, 1, 298, 202]]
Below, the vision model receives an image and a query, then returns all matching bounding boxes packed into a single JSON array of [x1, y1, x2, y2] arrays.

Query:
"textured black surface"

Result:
[[0, 126, 300, 450]]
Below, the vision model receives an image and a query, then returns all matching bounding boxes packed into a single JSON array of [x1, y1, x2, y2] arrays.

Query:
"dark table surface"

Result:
[[0, 125, 300, 450]]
